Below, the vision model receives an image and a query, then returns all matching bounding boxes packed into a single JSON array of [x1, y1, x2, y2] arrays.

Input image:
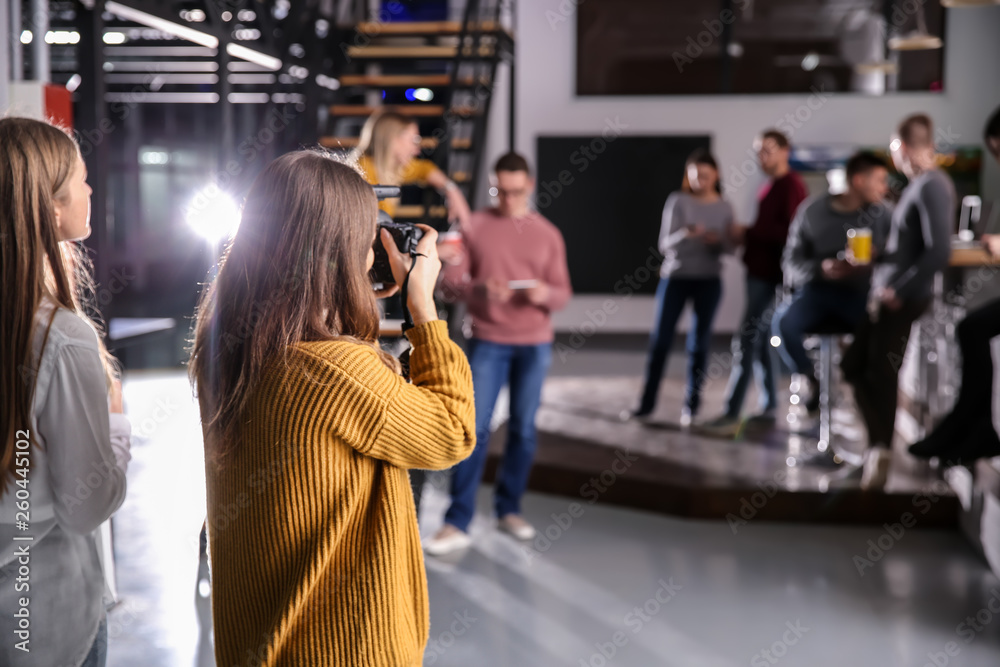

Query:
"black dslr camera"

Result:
[[370, 185, 425, 287]]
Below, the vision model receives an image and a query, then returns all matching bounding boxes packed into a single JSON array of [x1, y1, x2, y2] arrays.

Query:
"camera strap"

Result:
[[398, 251, 427, 333]]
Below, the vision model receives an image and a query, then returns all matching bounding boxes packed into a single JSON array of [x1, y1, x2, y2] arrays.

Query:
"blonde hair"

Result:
[[0, 117, 117, 496], [352, 110, 417, 185]]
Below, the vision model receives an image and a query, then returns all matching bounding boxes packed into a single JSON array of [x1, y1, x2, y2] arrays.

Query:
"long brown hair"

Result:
[[0, 117, 116, 496], [681, 148, 723, 195], [188, 150, 400, 461], [351, 110, 417, 185]]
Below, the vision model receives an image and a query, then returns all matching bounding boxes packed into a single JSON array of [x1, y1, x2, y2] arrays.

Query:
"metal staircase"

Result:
[[323, 0, 515, 225]]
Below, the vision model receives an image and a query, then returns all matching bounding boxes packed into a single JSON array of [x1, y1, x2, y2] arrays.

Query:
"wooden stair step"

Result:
[[338, 73, 489, 87], [329, 104, 445, 117], [319, 136, 436, 149], [328, 105, 478, 118], [356, 20, 507, 36], [345, 45, 495, 59], [319, 136, 473, 150], [394, 205, 447, 219]]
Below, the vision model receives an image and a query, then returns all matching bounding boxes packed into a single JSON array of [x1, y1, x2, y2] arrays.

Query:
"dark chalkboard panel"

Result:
[[536, 135, 711, 294]]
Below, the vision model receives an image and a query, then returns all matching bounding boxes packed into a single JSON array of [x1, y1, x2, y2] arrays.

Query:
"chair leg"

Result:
[[818, 336, 833, 453]]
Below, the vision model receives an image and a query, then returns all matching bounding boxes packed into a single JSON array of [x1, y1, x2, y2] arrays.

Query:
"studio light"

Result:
[[185, 187, 241, 245]]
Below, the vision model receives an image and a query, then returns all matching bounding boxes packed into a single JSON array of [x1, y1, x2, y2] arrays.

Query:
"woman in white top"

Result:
[[0, 117, 131, 667]]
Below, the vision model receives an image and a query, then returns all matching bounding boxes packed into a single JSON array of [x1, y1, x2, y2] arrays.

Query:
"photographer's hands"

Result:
[[381, 224, 441, 326]]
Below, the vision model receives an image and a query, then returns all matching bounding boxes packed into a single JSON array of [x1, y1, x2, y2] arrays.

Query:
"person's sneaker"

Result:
[[698, 415, 742, 437], [679, 407, 694, 428], [498, 514, 536, 540], [630, 407, 654, 420], [861, 447, 892, 491], [424, 524, 472, 556], [745, 409, 776, 426]]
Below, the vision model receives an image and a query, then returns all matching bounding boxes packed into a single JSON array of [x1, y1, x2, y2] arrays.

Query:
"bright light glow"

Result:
[[221, 11, 233, 21], [185, 187, 241, 244], [238, 9, 257, 21], [413, 88, 434, 102], [140, 150, 170, 165], [234, 28, 261, 41], [489, 186, 499, 197], [180, 9, 206, 22], [801, 52, 820, 71], [103, 31, 127, 44], [45, 31, 81, 45], [106, 1, 219, 48], [287, 65, 309, 79], [890, 138, 902, 152], [770, 335, 781, 348], [826, 167, 847, 195], [226, 43, 282, 71], [21, 30, 33, 44], [316, 74, 340, 91], [65, 74, 83, 92]]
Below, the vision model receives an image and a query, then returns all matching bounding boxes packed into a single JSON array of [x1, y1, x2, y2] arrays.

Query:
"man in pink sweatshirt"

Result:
[[426, 152, 573, 555]]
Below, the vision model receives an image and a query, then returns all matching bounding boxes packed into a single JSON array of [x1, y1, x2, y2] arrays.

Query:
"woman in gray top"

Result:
[[635, 149, 735, 423], [0, 118, 131, 667]]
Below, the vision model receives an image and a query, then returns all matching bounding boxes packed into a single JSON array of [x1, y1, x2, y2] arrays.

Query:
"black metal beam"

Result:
[[76, 0, 112, 304]]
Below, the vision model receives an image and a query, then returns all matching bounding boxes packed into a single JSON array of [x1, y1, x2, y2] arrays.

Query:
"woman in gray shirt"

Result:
[[635, 149, 735, 424], [0, 118, 131, 667]]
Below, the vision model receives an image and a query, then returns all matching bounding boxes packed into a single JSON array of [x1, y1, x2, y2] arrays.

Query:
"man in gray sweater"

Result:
[[841, 114, 956, 490], [774, 152, 892, 412]]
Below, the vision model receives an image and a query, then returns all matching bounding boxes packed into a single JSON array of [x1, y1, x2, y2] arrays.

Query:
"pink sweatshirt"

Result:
[[440, 208, 572, 345]]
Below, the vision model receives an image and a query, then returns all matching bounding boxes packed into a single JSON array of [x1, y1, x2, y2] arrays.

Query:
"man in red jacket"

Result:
[[703, 129, 808, 436], [427, 152, 573, 555]]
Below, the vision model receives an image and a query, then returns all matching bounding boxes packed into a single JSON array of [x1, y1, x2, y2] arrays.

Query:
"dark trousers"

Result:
[[773, 282, 868, 376], [724, 277, 780, 418], [930, 297, 1000, 442], [842, 298, 930, 447], [638, 276, 723, 415]]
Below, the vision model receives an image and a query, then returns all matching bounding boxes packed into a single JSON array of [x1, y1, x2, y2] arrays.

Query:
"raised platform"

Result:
[[481, 374, 959, 528]]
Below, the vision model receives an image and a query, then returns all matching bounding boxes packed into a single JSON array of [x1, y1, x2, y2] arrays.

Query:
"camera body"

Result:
[[370, 186, 425, 286]]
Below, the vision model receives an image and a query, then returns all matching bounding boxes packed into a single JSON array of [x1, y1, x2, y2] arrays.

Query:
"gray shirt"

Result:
[[873, 168, 956, 302], [658, 192, 734, 279], [783, 194, 893, 292], [0, 300, 130, 667]]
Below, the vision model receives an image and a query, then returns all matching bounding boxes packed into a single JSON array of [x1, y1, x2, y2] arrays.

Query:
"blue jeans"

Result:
[[724, 276, 780, 418], [81, 616, 108, 667], [445, 339, 552, 532], [772, 282, 868, 376], [638, 276, 723, 415]]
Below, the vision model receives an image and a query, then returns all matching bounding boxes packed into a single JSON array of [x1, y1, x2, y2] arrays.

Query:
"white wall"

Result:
[[481, 4, 1000, 334]]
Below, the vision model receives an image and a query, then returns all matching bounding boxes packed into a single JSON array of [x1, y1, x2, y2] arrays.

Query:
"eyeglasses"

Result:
[[491, 187, 528, 198]]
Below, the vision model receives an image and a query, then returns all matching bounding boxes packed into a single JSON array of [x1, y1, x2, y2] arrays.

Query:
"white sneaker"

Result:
[[497, 514, 536, 540], [680, 408, 694, 428], [861, 447, 892, 491], [424, 524, 471, 556]]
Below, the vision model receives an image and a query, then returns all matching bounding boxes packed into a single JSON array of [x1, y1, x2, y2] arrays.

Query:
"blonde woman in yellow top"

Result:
[[352, 111, 471, 228]]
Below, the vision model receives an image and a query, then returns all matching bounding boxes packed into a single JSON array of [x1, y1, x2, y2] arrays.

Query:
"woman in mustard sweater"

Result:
[[188, 151, 476, 666]]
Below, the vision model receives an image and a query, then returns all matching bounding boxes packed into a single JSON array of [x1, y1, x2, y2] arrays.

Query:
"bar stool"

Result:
[[786, 320, 855, 468]]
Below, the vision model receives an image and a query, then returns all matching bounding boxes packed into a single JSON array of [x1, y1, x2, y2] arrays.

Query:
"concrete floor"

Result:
[[106, 366, 1000, 667]]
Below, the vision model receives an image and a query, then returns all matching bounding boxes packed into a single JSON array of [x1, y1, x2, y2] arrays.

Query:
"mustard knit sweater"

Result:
[[204, 321, 475, 667]]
